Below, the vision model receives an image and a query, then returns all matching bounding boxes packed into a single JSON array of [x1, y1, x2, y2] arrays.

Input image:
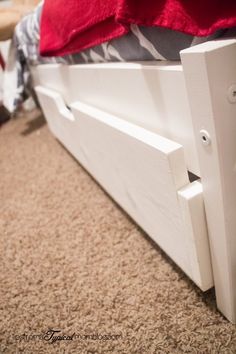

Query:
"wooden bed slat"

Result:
[[35, 85, 213, 290]]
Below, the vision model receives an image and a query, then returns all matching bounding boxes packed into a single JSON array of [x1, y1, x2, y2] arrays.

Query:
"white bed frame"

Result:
[[33, 39, 236, 323]]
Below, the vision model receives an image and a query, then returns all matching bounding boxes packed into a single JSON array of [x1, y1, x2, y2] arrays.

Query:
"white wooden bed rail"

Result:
[[34, 38, 236, 323], [34, 62, 200, 175]]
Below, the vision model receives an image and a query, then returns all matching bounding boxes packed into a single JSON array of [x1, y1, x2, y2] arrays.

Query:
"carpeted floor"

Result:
[[0, 112, 236, 354]]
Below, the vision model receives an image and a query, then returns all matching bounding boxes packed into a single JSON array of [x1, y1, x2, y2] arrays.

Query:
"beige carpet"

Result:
[[0, 112, 236, 354]]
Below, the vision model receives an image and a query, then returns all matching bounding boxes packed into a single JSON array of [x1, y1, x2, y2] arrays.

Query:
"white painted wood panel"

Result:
[[35, 85, 213, 290], [181, 39, 236, 323], [36, 62, 200, 176]]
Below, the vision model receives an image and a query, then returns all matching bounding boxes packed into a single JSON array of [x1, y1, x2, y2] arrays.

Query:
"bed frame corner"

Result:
[[181, 38, 236, 323]]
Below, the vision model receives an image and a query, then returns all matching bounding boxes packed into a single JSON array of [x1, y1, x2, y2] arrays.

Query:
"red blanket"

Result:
[[40, 0, 236, 57]]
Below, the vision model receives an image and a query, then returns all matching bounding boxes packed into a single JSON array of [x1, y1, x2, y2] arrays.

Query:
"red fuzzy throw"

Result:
[[40, 0, 236, 57]]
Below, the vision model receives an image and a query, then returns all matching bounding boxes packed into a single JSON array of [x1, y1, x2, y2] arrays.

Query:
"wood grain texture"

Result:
[[35, 85, 213, 290]]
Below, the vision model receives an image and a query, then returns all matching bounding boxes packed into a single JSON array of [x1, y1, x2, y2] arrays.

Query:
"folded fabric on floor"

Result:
[[40, 0, 236, 57]]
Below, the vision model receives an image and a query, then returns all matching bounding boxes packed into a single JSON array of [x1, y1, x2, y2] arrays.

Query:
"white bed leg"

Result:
[[181, 39, 236, 323]]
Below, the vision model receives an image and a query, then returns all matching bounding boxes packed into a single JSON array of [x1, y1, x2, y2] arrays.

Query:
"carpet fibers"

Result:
[[1, 113, 236, 354]]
